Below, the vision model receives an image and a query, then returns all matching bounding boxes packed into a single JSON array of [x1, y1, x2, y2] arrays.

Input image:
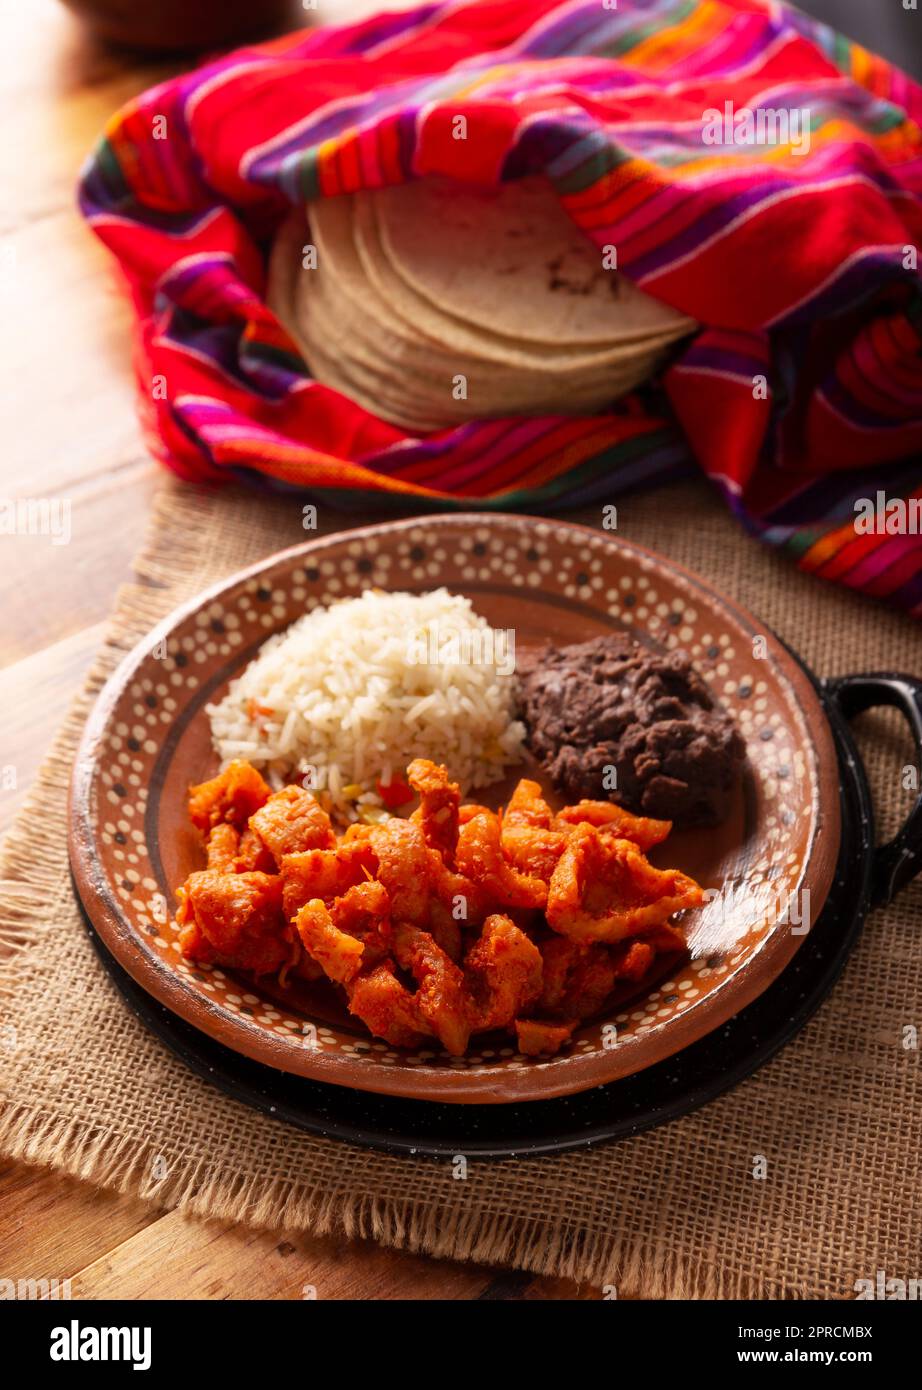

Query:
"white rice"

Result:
[[207, 588, 525, 818]]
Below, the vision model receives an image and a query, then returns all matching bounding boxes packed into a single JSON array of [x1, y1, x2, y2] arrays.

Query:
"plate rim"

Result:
[[69, 513, 841, 1104]]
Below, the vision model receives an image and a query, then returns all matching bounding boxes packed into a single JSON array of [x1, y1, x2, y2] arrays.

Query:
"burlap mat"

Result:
[[1, 478, 920, 1299]]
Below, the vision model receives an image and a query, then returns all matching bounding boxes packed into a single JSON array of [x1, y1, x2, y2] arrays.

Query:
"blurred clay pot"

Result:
[[60, 0, 298, 52]]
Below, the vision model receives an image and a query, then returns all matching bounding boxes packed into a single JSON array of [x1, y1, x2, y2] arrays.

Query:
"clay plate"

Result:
[[69, 515, 840, 1104]]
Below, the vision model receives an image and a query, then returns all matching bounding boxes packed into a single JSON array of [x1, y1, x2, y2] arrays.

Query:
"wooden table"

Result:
[[0, 0, 598, 1301]]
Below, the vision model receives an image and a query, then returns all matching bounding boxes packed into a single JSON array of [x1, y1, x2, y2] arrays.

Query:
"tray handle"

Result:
[[823, 672, 922, 906]]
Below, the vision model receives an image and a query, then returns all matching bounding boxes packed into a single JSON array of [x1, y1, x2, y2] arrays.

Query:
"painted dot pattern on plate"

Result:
[[86, 518, 820, 1084]]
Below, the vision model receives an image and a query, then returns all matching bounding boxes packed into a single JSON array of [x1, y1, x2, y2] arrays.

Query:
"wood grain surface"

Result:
[[0, 0, 600, 1301]]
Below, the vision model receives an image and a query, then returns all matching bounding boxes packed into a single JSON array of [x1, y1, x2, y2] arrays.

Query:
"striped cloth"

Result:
[[79, 0, 922, 613]]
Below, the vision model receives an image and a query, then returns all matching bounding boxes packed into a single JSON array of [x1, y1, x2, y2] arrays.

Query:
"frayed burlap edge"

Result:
[[0, 1099, 793, 1298]]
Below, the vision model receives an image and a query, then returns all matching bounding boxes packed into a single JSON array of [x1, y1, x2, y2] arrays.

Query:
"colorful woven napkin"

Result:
[[79, 0, 922, 612]]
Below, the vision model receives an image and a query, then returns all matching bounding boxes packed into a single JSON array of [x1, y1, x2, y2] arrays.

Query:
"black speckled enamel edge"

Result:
[[72, 657, 875, 1161]]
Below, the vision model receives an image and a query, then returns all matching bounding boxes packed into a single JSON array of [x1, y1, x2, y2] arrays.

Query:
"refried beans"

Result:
[[517, 633, 745, 828]]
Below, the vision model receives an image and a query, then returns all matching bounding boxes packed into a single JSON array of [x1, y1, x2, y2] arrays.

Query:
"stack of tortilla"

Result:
[[267, 177, 696, 433]]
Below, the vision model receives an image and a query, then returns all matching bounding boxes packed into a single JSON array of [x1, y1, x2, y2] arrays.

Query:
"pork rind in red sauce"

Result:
[[175, 758, 702, 1056], [188, 760, 271, 834]]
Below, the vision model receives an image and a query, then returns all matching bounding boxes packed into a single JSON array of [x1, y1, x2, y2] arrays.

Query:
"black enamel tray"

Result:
[[78, 666, 922, 1159]]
